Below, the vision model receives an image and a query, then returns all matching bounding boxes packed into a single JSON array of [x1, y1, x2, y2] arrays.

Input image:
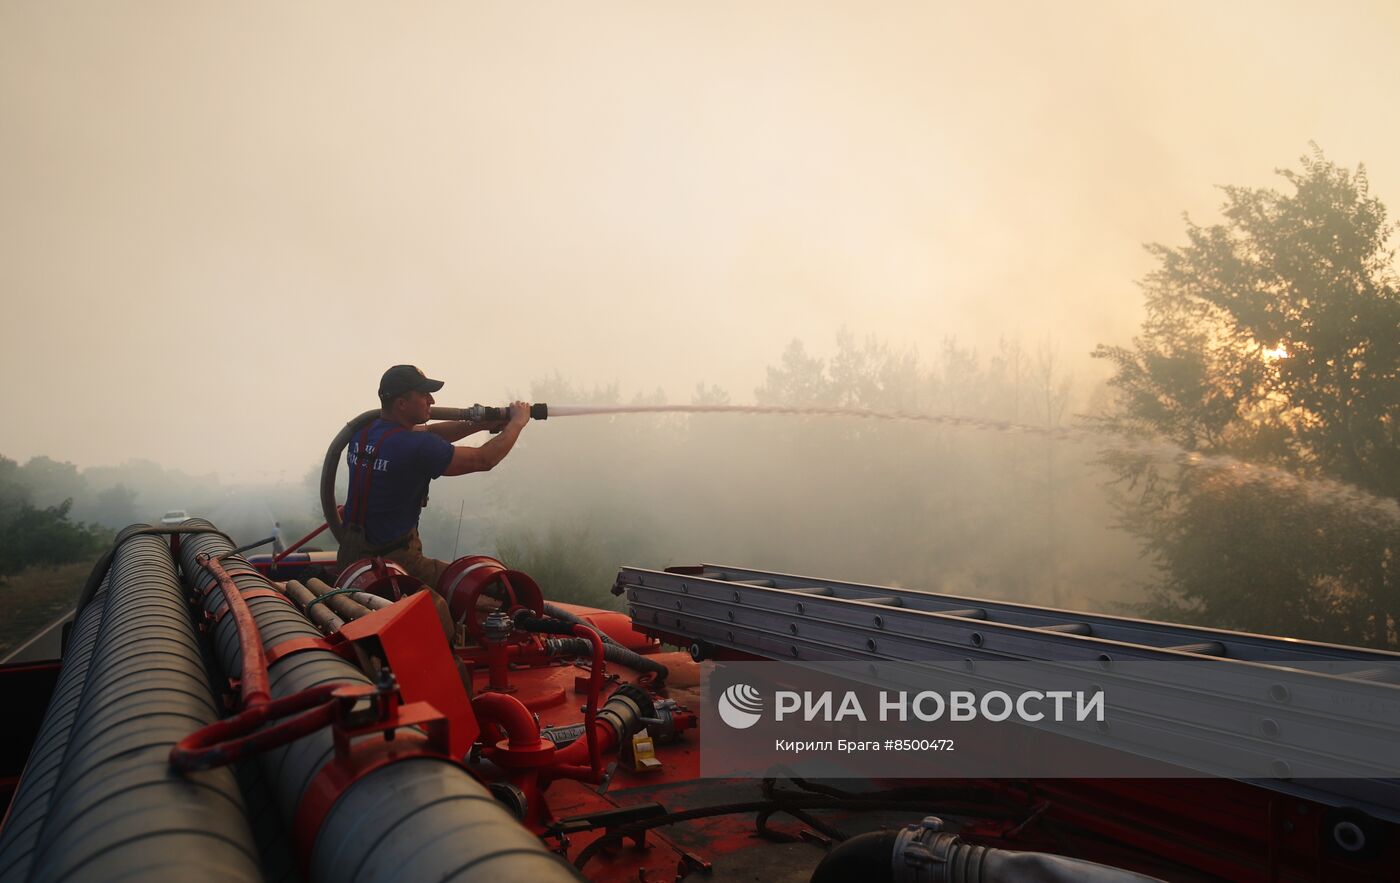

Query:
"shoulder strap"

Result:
[[347, 425, 410, 528]]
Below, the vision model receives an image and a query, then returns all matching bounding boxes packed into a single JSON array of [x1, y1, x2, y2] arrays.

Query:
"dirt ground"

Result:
[[0, 560, 94, 659]]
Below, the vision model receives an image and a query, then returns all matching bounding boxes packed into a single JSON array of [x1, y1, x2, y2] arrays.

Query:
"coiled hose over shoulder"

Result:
[[321, 407, 472, 543], [7, 526, 263, 882], [177, 519, 581, 883]]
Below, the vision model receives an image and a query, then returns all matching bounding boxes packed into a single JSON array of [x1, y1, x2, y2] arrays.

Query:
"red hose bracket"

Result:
[[169, 682, 366, 773], [265, 633, 351, 666], [291, 676, 456, 878]]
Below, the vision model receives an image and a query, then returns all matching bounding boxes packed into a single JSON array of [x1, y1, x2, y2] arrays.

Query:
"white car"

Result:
[[160, 509, 191, 525]]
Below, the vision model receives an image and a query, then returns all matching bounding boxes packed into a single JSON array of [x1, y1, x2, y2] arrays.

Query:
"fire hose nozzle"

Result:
[[464, 403, 549, 424]]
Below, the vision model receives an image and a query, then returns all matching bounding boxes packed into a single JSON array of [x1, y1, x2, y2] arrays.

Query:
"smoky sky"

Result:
[[3, 1, 1399, 481]]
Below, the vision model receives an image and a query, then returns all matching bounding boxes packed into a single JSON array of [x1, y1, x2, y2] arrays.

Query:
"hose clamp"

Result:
[[892, 817, 963, 883], [483, 611, 515, 643]]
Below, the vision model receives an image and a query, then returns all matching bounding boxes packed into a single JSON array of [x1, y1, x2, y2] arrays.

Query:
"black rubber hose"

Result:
[[176, 519, 582, 883], [321, 407, 471, 543], [542, 636, 670, 682], [234, 758, 303, 883], [0, 533, 118, 882], [26, 529, 262, 882], [541, 602, 625, 647], [73, 522, 234, 614], [514, 613, 575, 636], [809, 832, 1167, 883], [809, 830, 898, 883], [980, 850, 1167, 882]]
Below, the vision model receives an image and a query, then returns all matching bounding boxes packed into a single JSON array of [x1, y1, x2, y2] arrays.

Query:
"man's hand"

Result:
[[443, 400, 532, 476]]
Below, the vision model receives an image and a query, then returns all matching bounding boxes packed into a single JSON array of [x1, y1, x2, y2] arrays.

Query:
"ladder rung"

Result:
[[783, 586, 835, 596], [856, 596, 904, 606], [1167, 642, 1227, 656], [936, 608, 988, 619], [733, 579, 777, 587], [1338, 668, 1400, 684], [1037, 622, 1092, 635]]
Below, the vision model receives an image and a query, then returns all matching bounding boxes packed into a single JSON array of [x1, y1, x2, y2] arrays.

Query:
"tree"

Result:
[[0, 499, 108, 578], [1093, 149, 1400, 646]]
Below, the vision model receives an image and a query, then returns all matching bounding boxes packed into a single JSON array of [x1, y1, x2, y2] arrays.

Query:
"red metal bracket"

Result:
[[336, 591, 479, 758], [201, 568, 261, 596], [212, 587, 294, 627], [170, 682, 371, 772], [265, 634, 351, 666], [290, 687, 455, 877]]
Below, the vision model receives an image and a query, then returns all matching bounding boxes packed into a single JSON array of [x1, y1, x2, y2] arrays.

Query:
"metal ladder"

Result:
[[613, 563, 1400, 821], [614, 563, 1400, 669]]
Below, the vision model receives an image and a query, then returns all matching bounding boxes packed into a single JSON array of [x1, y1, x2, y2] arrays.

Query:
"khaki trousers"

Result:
[[335, 526, 456, 641], [336, 526, 450, 592]]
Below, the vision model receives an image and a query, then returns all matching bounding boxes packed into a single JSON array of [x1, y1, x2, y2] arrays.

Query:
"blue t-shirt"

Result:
[[343, 420, 454, 545]]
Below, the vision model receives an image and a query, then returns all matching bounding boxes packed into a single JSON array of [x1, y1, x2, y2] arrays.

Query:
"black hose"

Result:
[[571, 795, 992, 872], [73, 523, 234, 614], [543, 636, 670, 683], [980, 850, 1167, 882], [25, 528, 262, 882], [514, 613, 575, 636], [808, 824, 1168, 883], [542, 602, 624, 647], [176, 518, 582, 883], [321, 407, 471, 543], [0, 540, 115, 881], [809, 830, 898, 883]]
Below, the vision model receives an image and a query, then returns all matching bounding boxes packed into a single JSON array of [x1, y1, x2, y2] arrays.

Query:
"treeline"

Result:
[[1093, 149, 1400, 649], [0, 455, 222, 579], [0, 458, 108, 577], [414, 150, 1400, 650]]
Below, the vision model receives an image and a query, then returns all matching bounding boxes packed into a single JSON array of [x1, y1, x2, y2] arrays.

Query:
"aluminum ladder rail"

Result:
[[616, 563, 1400, 667], [613, 563, 1400, 822]]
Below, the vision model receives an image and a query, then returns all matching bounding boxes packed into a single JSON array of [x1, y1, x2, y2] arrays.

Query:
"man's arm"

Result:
[[442, 402, 531, 476], [419, 420, 502, 443]]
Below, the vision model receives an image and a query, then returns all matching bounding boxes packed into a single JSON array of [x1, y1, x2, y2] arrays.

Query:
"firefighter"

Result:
[[336, 364, 530, 591]]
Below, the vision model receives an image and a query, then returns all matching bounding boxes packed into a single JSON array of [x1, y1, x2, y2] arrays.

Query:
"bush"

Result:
[[0, 499, 110, 580]]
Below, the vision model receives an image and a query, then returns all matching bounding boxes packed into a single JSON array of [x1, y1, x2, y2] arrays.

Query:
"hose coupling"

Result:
[[595, 684, 656, 742], [482, 611, 515, 643], [893, 817, 987, 883]]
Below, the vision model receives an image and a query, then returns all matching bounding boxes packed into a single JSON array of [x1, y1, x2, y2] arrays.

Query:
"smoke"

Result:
[[4, 4, 1400, 481]]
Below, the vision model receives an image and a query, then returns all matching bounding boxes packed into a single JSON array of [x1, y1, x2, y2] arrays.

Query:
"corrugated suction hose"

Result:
[[10, 526, 263, 881], [0, 539, 115, 881], [176, 519, 582, 883]]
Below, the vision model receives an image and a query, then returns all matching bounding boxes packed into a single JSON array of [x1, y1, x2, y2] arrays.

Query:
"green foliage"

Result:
[[0, 453, 128, 580], [0, 498, 109, 578], [1094, 148, 1400, 647]]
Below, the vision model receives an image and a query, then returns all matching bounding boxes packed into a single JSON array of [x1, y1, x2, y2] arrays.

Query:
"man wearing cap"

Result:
[[336, 365, 531, 590]]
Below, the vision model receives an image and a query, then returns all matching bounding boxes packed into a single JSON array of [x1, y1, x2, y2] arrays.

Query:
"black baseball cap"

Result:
[[378, 365, 445, 400]]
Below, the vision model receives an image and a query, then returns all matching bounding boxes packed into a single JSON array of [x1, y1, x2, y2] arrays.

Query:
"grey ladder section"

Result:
[[614, 563, 1400, 669], [613, 563, 1400, 822]]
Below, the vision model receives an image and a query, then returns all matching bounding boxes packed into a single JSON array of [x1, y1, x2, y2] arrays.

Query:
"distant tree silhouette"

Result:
[[1094, 148, 1400, 646]]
